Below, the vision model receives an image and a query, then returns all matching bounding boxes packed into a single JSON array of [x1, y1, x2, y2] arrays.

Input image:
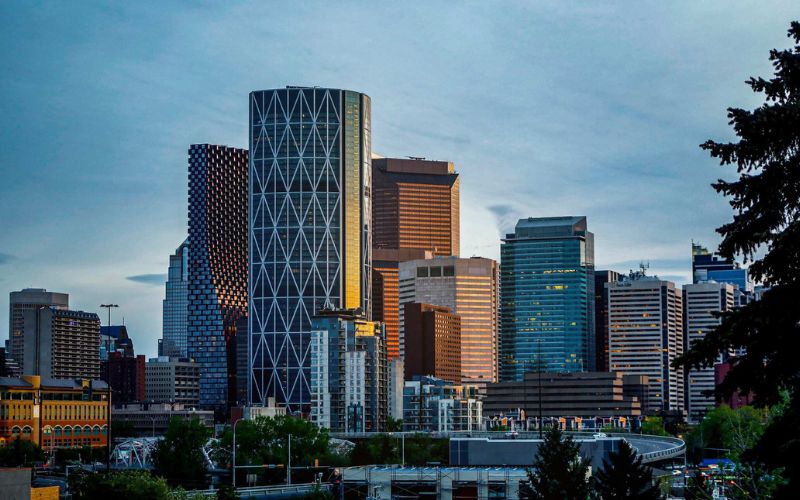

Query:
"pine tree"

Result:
[[523, 426, 590, 500], [593, 440, 661, 500], [675, 21, 800, 497]]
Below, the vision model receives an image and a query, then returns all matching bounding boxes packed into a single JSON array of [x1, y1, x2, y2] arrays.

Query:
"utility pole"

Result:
[[287, 434, 292, 485], [100, 303, 118, 472]]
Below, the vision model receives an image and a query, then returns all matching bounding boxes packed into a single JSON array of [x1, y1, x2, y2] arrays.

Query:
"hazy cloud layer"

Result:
[[126, 274, 167, 287], [0, 1, 794, 356]]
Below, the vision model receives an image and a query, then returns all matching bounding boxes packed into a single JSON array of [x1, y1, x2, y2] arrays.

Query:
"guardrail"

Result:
[[186, 482, 328, 498]]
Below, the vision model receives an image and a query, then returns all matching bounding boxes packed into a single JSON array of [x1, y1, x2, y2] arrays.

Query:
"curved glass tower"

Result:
[[249, 87, 372, 411]]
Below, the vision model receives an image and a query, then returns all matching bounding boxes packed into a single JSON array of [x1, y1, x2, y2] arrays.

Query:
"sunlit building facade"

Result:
[[607, 274, 685, 413], [400, 257, 499, 383], [187, 144, 249, 413], [249, 87, 372, 411], [371, 157, 459, 362], [499, 217, 595, 382], [0, 375, 110, 450]]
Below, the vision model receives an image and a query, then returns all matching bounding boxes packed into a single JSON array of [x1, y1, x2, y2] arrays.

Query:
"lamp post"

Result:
[[100, 303, 118, 472], [287, 434, 292, 485], [232, 418, 244, 489]]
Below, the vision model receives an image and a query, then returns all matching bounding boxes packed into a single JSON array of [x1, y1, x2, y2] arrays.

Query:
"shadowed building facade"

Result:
[[187, 144, 249, 414], [371, 158, 460, 361], [161, 239, 189, 358], [499, 217, 595, 382], [22, 308, 100, 380], [249, 87, 372, 411], [7, 288, 69, 371], [403, 302, 461, 383]]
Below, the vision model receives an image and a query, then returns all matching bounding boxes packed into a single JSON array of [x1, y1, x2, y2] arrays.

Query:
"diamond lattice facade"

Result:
[[249, 87, 372, 411]]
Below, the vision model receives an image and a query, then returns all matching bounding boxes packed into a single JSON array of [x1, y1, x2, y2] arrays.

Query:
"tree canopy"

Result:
[[593, 440, 661, 500], [523, 426, 590, 500], [676, 20, 800, 498], [151, 416, 211, 489]]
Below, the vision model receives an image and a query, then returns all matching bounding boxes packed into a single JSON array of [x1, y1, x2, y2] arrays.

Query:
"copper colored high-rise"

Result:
[[371, 158, 460, 361]]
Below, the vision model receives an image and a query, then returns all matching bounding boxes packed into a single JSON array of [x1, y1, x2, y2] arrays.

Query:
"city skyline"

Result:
[[1, 2, 796, 359]]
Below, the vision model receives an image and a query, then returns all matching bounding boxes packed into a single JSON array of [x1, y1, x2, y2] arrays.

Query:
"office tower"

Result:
[[162, 239, 189, 358], [373, 248, 431, 361], [499, 217, 595, 381], [187, 144, 249, 413], [403, 303, 461, 383], [8, 288, 69, 368], [372, 158, 460, 362], [607, 272, 685, 414], [308, 309, 387, 432], [684, 282, 736, 423], [402, 376, 483, 432], [22, 308, 100, 380], [0, 375, 110, 450], [594, 270, 622, 372], [99, 325, 136, 361], [0, 347, 6, 376], [399, 257, 499, 383], [144, 356, 200, 406], [249, 87, 372, 411]]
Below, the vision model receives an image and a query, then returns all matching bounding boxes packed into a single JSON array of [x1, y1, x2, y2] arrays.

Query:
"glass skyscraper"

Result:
[[499, 216, 595, 381], [187, 144, 249, 413], [161, 238, 189, 358], [249, 87, 372, 411]]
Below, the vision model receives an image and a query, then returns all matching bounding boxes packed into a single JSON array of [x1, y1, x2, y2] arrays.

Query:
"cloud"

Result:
[[487, 204, 522, 236], [126, 273, 166, 286], [0, 252, 15, 265]]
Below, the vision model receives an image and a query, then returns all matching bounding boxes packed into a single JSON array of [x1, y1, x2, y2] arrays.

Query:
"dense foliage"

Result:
[[675, 21, 800, 498], [640, 416, 669, 437], [522, 426, 590, 500], [593, 440, 661, 500], [68, 470, 178, 500], [0, 437, 44, 467], [151, 416, 211, 489]]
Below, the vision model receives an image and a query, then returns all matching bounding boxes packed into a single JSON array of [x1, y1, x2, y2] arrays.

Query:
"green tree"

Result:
[[68, 470, 178, 500], [522, 426, 590, 500], [675, 21, 800, 497], [217, 415, 330, 469], [151, 416, 211, 489], [386, 416, 403, 432], [215, 483, 238, 500], [640, 417, 668, 437], [593, 440, 661, 500], [0, 436, 44, 467]]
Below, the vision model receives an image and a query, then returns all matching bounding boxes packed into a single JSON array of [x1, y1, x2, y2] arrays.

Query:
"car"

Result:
[[593, 432, 608, 439]]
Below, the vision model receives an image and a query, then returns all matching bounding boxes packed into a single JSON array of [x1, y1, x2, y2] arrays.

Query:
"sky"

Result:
[[1, 1, 797, 359]]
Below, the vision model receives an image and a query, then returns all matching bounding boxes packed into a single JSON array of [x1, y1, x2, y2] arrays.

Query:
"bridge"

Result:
[[186, 483, 330, 499], [331, 430, 685, 464]]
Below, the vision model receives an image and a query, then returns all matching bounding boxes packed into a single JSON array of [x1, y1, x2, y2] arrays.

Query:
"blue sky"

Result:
[[1, 1, 796, 358]]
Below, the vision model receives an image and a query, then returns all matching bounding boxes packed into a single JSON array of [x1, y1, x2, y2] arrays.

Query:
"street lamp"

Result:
[[100, 303, 118, 472], [232, 418, 244, 489]]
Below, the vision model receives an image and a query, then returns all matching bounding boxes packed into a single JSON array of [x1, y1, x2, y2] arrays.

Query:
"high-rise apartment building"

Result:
[[8, 288, 69, 367], [249, 87, 372, 411], [144, 356, 200, 406], [22, 308, 100, 380], [371, 158, 460, 362], [684, 282, 735, 423], [403, 302, 461, 383], [499, 217, 595, 381], [607, 273, 684, 413], [309, 309, 387, 432], [399, 257, 499, 383], [402, 376, 483, 432], [187, 144, 249, 413], [594, 270, 622, 372], [162, 239, 189, 358]]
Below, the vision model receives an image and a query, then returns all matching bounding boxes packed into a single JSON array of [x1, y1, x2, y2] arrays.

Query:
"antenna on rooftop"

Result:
[[407, 156, 426, 160]]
